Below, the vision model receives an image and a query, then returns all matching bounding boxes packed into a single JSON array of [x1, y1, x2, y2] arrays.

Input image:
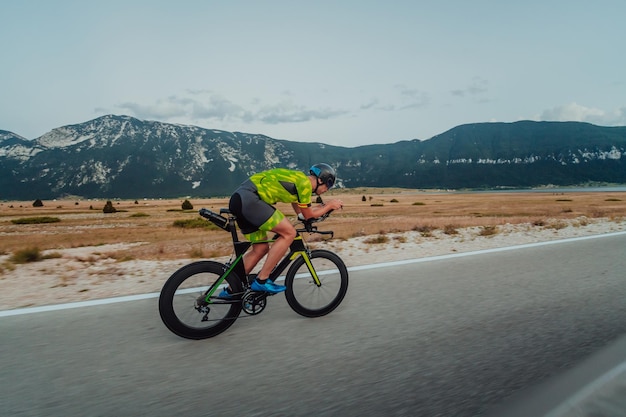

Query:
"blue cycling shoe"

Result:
[[251, 278, 286, 294], [217, 288, 233, 299], [246, 274, 276, 285]]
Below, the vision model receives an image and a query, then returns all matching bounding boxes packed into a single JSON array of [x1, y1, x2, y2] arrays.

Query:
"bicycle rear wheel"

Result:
[[158, 261, 243, 339], [284, 249, 348, 317]]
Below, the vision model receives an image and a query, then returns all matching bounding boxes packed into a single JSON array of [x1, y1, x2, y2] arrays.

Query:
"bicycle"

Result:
[[158, 206, 349, 339]]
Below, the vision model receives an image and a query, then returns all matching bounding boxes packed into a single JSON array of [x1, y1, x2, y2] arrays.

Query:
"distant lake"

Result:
[[405, 186, 626, 195], [459, 186, 626, 194]]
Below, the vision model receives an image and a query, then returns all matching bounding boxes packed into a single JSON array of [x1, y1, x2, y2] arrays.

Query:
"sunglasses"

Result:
[[325, 178, 335, 188]]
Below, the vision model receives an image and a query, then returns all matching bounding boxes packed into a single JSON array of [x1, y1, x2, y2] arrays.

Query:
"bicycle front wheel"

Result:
[[284, 249, 348, 317], [158, 261, 243, 339]]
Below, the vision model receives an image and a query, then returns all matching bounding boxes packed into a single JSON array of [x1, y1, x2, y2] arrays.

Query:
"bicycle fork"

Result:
[[293, 251, 322, 287]]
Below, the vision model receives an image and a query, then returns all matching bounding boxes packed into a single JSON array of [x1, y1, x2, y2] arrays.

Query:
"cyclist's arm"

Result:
[[293, 200, 342, 220]]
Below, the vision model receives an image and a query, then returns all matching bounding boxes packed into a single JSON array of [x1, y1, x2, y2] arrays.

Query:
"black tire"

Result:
[[158, 261, 243, 339], [284, 250, 348, 317]]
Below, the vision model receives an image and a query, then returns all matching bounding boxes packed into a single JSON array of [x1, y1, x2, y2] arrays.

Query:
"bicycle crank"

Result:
[[242, 291, 268, 315]]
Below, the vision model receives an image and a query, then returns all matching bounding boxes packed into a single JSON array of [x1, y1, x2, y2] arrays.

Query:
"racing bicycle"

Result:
[[158, 206, 349, 339]]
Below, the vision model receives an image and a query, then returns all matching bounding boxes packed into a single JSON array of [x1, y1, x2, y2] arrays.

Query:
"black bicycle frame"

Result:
[[204, 217, 319, 301], [267, 235, 312, 283]]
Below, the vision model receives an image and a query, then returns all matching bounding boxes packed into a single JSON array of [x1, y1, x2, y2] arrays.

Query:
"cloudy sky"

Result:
[[2, 0, 625, 147]]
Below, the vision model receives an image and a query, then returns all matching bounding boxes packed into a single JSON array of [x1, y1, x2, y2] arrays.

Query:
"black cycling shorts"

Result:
[[228, 180, 277, 235]]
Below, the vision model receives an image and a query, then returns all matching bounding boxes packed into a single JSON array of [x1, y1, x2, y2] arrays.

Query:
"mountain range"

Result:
[[1, 115, 625, 200]]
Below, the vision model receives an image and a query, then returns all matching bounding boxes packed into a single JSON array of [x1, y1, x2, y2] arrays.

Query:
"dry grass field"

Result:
[[2, 188, 626, 263], [2, 188, 626, 309]]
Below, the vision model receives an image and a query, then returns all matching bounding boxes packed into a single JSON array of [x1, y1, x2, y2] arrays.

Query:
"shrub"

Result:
[[443, 224, 459, 235], [11, 247, 43, 263], [103, 200, 117, 213], [412, 202, 425, 206], [361, 195, 367, 202], [589, 208, 606, 218], [32, 199, 44, 207], [549, 220, 568, 230], [173, 218, 215, 229], [0, 260, 16, 274], [479, 226, 498, 236], [11, 216, 61, 225], [390, 198, 399, 203], [413, 225, 435, 237], [363, 234, 389, 244], [182, 199, 193, 210], [129, 212, 150, 218], [393, 235, 407, 243]]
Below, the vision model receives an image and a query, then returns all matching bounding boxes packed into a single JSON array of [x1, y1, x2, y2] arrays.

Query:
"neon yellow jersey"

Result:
[[250, 168, 312, 208]]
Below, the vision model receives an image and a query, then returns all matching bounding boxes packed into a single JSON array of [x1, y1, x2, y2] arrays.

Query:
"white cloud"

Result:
[[540, 102, 626, 126], [360, 98, 379, 110], [451, 77, 489, 98], [116, 98, 188, 120], [362, 85, 430, 112], [115, 92, 348, 127], [256, 102, 348, 124], [396, 87, 430, 110]]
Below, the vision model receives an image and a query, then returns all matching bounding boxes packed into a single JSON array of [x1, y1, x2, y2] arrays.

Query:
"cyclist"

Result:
[[221, 163, 343, 297]]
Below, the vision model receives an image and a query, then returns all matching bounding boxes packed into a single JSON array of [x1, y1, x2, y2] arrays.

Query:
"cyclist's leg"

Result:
[[256, 216, 296, 280], [229, 185, 274, 275], [229, 183, 293, 290], [243, 234, 269, 275]]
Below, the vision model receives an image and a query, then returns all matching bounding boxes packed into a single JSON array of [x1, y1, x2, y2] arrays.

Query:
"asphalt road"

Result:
[[2, 234, 626, 417]]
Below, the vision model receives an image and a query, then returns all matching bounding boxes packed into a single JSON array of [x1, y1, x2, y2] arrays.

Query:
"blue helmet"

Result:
[[309, 163, 336, 188]]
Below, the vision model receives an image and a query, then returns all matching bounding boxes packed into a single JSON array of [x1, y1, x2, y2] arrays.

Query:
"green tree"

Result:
[[182, 199, 193, 210], [103, 200, 117, 213]]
